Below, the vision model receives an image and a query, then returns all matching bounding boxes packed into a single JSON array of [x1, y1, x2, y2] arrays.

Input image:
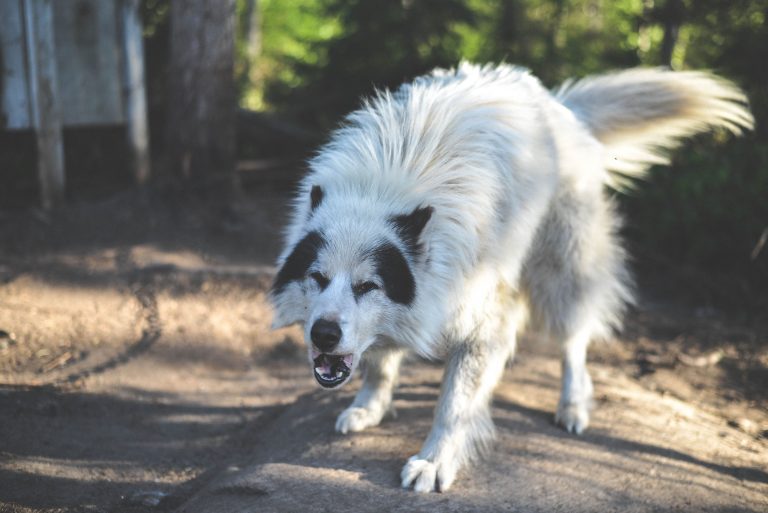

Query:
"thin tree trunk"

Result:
[[236, 0, 260, 103], [497, 0, 529, 63], [165, 0, 237, 194], [242, 0, 261, 58], [543, 0, 566, 82], [658, 0, 685, 68]]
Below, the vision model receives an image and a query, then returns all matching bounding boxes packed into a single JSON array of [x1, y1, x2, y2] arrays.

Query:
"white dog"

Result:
[[269, 63, 753, 493]]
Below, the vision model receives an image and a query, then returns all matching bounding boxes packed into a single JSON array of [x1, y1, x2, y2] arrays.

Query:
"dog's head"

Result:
[[269, 184, 432, 389]]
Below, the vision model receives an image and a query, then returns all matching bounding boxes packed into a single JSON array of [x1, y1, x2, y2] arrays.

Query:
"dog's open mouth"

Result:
[[313, 353, 353, 388]]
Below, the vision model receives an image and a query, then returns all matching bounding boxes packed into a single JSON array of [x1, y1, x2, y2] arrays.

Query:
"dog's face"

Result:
[[270, 185, 431, 389]]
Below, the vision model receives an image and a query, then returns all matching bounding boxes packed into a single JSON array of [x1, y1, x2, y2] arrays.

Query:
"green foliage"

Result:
[[624, 138, 768, 274], [620, 0, 768, 308], [140, 0, 169, 37], [239, 0, 342, 110], [464, 0, 644, 83], [260, 0, 475, 127]]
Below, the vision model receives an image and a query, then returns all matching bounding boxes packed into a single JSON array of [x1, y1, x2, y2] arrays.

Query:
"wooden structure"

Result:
[[0, 0, 149, 208]]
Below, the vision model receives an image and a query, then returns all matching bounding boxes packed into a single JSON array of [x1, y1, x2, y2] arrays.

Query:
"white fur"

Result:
[[269, 62, 753, 492], [555, 68, 754, 189]]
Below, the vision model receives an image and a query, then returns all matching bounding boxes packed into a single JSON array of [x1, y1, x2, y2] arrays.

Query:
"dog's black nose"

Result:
[[311, 319, 342, 352]]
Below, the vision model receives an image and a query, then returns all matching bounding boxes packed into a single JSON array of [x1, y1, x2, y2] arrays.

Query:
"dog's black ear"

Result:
[[310, 185, 324, 212], [391, 206, 433, 256]]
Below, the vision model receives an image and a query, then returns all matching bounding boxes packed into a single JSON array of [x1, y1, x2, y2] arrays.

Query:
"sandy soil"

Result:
[[0, 189, 766, 512]]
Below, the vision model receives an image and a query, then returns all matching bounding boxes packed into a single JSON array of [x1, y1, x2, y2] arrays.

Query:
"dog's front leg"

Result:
[[336, 348, 404, 434], [401, 339, 509, 493]]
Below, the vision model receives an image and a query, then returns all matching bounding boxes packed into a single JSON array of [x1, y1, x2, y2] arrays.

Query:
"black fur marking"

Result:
[[310, 185, 324, 212], [310, 271, 330, 290], [373, 242, 415, 305], [272, 231, 325, 294], [391, 206, 433, 257]]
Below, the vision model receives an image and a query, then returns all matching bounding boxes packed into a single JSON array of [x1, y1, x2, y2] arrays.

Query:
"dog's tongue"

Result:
[[313, 354, 352, 384], [315, 356, 334, 376]]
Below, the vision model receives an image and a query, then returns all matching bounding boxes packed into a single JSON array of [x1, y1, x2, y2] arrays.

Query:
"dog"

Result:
[[269, 63, 753, 493]]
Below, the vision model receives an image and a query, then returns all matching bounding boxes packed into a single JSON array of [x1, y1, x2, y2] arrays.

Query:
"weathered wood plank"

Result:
[[119, 0, 150, 183], [26, 0, 65, 208], [52, 0, 124, 126], [0, 0, 32, 129]]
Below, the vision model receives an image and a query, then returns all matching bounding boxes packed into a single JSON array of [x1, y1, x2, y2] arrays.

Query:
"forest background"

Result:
[[208, 0, 766, 313], [9, 0, 768, 312]]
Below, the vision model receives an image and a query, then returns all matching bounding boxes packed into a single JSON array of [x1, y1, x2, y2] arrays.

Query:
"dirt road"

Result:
[[0, 191, 766, 512]]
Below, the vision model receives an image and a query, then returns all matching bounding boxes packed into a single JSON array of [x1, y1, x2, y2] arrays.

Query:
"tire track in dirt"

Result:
[[49, 270, 162, 386]]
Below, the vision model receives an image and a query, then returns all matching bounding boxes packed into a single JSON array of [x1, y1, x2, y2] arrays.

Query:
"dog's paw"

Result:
[[401, 455, 458, 493], [335, 406, 384, 434], [555, 401, 590, 434]]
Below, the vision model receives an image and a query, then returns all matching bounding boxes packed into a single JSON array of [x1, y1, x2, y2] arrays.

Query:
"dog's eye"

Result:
[[310, 272, 330, 290], [352, 281, 379, 296]]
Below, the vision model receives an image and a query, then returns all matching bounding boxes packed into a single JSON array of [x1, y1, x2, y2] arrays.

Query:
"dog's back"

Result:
[[521, 66, 754, 339]]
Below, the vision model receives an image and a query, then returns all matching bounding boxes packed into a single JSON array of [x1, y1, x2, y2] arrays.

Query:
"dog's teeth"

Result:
[[336, 371, 343, 378]]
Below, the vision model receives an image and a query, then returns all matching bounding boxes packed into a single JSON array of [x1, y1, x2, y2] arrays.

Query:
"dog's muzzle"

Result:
[[313, 353, 353, 388]]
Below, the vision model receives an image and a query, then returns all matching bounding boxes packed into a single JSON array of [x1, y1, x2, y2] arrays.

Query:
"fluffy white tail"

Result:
[[555, 68, 754, 189]]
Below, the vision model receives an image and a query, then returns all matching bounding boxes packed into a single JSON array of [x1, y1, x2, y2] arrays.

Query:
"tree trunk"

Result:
[[497, 0, 529, 63], [242, 0, 261, 59], [165, 0, 237, 194], [236, 0, 260, 104], [658, 0, 685, 68], [543, 0, 566, 83]]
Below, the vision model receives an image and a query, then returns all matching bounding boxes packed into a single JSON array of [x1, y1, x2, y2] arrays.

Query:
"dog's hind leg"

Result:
[[523, 188, 632, 435], [401, 324, 515, 493], [555, 326, 594, 433], [336, 347, 404, 434]]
